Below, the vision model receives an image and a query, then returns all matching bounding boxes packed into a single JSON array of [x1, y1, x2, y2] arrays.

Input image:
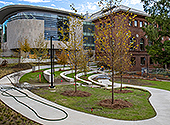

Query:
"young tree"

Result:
[[57, 49, 68, 70], [79, 50, 90, 76], [16, 38, 31, 64], [141, 0, 170, 69], [95, 0, 137, 103], [32, 33, 48, 70], [58, 5, 84, 92]]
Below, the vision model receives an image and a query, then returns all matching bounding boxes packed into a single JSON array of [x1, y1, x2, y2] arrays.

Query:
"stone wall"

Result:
[[7, 19, 44, 50]]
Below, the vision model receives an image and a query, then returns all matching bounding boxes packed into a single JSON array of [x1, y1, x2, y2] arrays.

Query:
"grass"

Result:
[[116, 78, 170, 91], [142, 79, 170, 91], [20, 71, 48, 83], [32, 85, 156, 121], [54, 71, 65, 78], [80, 73, 96, 80], [19, 69, 66, 84]]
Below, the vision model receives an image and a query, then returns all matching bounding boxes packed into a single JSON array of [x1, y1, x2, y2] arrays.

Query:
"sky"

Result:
[[0, 0, 145, 14]]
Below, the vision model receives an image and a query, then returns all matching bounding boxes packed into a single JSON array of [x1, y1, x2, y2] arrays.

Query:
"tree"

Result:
[[16, 38, 31, 64], [58, 5, 84, 92], [79, 50, 90, 76], [32, 33, 48, 70], [57, 49, 68, 70], [95, 0, 137, 103], [141, 0, 170, 69]]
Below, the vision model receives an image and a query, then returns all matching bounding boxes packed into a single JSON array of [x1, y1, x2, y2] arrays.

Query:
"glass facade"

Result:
[[3, 10, 96, 50], [0, 24, 2, 48], [8, 11, 69, 41], [83, 21, 95, 50]]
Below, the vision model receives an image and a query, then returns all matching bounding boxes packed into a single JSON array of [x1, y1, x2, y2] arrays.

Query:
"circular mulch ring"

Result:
[[99, 99, 133, 109], [61, 90, 92, 97], [114, 89, 133, 93]]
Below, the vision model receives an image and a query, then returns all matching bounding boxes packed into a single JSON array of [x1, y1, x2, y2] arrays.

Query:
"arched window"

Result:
[[131, 57, 136, 65], [140, 38, 145, 51], [130, 37, 135, 51]]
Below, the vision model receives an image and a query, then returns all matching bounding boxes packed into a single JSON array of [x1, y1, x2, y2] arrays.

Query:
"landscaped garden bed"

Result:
[[31, 85, 156, 120], [0, 100, 40, 125]]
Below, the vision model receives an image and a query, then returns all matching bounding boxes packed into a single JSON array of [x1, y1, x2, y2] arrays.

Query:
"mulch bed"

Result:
[[61, 90, 92, 97], [114, 89, 133, 93], [99, 99, 133, 109]]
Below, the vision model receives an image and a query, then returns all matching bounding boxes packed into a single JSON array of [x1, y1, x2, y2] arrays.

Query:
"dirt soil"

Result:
[[114, 89, 133, 93], [61, 90, 92, 97], [99, 99, 133, 109]]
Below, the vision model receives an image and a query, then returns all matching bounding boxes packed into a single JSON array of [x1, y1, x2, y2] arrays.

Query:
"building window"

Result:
[[130, 37, 135, 51], [140, 21, 143, 27], [103, 23, 106, 28], [129, 20, 132, 26], [141, 57, 145, 65], [150, 57, 154, 65], [140, 38, 145, 51], [100, 23, 102, 28], [148, 39, 153, 46], [131, 57, 136, 65], [134, 20, 138, 27]]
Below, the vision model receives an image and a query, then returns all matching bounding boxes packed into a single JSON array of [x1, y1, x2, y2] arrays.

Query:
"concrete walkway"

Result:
[[0, 68, 170, 125]]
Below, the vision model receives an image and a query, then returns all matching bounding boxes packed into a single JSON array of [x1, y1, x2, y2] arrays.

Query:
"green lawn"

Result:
[[119, 78, 170, 91], [20, 71, 48, 83], [143, 80, 170, 91], [32, 85, 156, 121], [20, 69, 66, 84]]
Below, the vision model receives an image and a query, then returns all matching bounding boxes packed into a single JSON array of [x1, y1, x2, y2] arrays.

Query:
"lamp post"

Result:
[[50, 36, 54, 88]]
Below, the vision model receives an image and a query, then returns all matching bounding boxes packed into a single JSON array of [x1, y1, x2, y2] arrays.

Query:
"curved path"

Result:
[[0, 67, 170, 125]]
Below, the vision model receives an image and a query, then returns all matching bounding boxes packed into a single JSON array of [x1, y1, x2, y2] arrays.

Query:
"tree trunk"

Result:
[[38, 60, 40, 70], [75, 65, 77, 92], [120, 73, 123, 91], [165, 64, 168, 71], [18, 51, 21, 64], [111, 66, 114, 104]]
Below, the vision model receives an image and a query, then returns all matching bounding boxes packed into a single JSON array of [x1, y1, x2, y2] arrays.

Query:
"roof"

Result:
[[90, 5, 149, 21], [0, 4, 81, 24]]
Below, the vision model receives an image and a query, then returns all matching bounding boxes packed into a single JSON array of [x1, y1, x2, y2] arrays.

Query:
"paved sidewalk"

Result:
[[0, 68, 170, 125]]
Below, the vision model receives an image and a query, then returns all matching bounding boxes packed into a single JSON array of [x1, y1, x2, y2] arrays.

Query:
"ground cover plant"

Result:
[[0, 100, 40, 125], [0, 63, 33, 79], [31, 85, 156, 120], [0, 63, 51, 124]]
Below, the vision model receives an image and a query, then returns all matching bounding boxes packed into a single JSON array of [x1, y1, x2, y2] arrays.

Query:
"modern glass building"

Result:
[[8, 11, 69, 41], [83, 21, 95, 50], [0, 5, 89, 56], [0, 5, 96, 56], [0, 24, 2, 49]]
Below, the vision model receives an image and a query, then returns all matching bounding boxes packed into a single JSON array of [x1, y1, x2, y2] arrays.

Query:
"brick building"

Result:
[[91, 5, 161, 71]]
